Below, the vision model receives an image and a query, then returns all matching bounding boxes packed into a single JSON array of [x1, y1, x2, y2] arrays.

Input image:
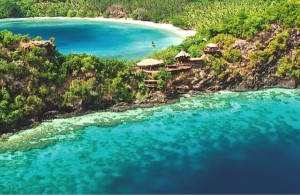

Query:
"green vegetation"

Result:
[[224, 48, 242, 63], [1, 0, 300, 133], [277, 50, 300, 78], [0, 0, 187, 23], [152, 0, 300, 80], [0, 0, 273, 29], [154, 68, 172, 90], [0, 31, 144, 132]]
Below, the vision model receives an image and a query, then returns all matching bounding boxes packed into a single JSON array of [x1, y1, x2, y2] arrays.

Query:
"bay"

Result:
[[1, 89, 300, 193], [0, 18, 183, 59]]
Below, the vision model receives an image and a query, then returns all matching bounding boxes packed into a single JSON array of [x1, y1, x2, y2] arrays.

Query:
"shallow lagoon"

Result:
[[0, 18, 183, 59], [1, 89, 300, 193]]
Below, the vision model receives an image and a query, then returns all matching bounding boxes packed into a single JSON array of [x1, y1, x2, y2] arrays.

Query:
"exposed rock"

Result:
[[110, 102, 131, 112], [149, 91, 167, 103], [44, 110, 60, 119], [233, 39, 257, 58]]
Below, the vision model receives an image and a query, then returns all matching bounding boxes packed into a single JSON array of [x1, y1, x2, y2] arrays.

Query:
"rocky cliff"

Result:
[[166, 25, 300, 96]]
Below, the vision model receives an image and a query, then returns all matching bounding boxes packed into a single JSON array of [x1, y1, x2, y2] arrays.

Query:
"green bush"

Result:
[[209, 56, 228, 76], [224, 48, 242, 63], [156, 68, 172, 90]]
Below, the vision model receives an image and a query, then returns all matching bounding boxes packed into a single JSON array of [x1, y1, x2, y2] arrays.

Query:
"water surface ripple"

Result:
[[1, 89, 300, 193], [0, 18, 183, 59]]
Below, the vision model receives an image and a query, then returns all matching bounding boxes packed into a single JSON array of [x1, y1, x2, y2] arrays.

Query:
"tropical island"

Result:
[[1, 0, 300, 194], [0, 0, 299, 135]]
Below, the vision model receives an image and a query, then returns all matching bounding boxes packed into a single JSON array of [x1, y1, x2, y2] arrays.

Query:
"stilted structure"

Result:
[[175, 50, 190, 63], [137, 59, 165, 88], [203, 43, 220, 54], [137, 58, 165, 73], [136, 51, 204, 88], [166, 50, 192, 72], [189, 56, 204, 67]]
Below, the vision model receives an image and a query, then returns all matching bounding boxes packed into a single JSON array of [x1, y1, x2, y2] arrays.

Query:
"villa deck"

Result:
[[166, 65, 192, 72]]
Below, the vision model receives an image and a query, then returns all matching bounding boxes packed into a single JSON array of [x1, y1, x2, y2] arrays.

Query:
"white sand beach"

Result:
[[92, 17, 196, 38], [31, 16, 196, 38]]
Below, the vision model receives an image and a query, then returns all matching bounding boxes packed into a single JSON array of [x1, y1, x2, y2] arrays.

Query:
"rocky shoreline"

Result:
[[1, 23, 300, 137], [0, 91, 175, 136], [1, 82, 299, 139]]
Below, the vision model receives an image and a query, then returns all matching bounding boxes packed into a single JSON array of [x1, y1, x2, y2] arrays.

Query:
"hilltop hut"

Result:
[[203, 43, 220, 54], [175, 50, 190, 63], [137, 58, 165, 72]]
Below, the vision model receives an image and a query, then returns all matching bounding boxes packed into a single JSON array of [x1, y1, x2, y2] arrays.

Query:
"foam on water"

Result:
[[1, 88, 300, 193], [0, 18, 183, 59]]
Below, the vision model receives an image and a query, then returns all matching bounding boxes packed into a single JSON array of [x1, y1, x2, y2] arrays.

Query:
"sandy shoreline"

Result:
[[2, 17, 196, 38], [91, 17, 196, 38]]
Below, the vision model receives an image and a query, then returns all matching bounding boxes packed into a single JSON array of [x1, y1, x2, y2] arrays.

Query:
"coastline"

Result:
[[1, 17, 196, 38], [0, 88, 299, 153]]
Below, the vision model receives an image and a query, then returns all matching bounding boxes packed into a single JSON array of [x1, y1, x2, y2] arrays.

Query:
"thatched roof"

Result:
[[175, 50, 190, 58], [137, 58, 164, 67], [206, 43, 218, 48]]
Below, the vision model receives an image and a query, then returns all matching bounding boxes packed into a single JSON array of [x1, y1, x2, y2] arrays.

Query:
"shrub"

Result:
[[224, 48, 242, 63]]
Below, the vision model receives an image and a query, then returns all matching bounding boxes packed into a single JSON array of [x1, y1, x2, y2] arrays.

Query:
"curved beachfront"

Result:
[[1, 4, 300, 192], [32, 17, 197, 38], [0, 17, 195, 59]]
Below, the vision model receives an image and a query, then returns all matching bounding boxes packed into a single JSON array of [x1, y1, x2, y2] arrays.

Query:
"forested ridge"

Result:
[[0, 0, 273, 29], [0, 0, 300, 134]]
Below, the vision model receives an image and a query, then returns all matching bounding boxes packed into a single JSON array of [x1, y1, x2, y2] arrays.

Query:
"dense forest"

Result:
[[0, 30, 152, 132], [0, 0, 300, 134], [0, 0, 274, 29]]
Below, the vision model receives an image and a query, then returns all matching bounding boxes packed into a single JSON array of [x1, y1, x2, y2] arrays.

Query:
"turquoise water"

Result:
[[1, 89, 300, 193], [0, 18, 183, 59]]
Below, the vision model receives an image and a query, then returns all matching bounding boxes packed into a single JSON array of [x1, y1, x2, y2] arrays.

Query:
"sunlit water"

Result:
[[1, 89, 300, 194], [0, 18, 183, 59]]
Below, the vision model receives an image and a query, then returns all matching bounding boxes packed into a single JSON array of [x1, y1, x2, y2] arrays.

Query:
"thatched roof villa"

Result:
[[137, 58, 165, 72], [203, 43, 220, 53], [175, 50, 190, 58]]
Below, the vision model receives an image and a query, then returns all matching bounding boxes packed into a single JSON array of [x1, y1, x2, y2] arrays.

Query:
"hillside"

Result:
[[0, 0, 271, 29], [168, 24, 300, 94], [0, 31, 144, 134], [0, 0, 300, 135]]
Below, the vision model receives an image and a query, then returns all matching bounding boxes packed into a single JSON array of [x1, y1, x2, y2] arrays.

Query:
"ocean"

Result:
[[1, 89, 300, 193], [0, 18, 183, 59]]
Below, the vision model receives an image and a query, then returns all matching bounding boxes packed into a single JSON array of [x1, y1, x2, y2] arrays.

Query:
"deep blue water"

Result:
[[0, 18, 183, 59], [0, 89, 300, 194]]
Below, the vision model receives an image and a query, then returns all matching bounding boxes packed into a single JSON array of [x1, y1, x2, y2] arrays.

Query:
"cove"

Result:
[[0, 18, 183, 59], [1, 89, 300, 193]]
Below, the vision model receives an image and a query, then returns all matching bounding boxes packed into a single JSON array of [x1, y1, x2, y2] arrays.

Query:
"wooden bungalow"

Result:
[[189, 56, 204, 67], [137, 58, 165, 72], [203, 43, 220, 54], [166, 50, 192, 71], [175, 50, 190, 64]]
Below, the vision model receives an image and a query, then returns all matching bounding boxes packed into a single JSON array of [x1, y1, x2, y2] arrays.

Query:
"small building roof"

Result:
[[137, 58, 164, 67], [206, 43, 218, 48], [175, 50, 190, 58], [190, 57, 204, 61]]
